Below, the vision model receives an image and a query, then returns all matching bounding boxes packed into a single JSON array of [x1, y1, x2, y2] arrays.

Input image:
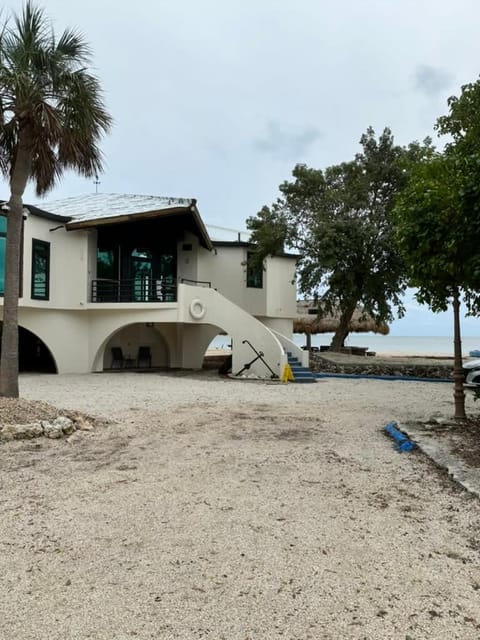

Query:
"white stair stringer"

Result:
[[271, 329, 309, 368], [178, 283, 286, 378]]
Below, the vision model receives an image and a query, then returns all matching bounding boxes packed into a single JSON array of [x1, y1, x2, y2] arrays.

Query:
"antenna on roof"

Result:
[[94, 174, 100, 194]]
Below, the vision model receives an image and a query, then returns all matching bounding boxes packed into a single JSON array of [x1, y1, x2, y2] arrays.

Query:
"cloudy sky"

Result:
[[3, 0, 480, 336]]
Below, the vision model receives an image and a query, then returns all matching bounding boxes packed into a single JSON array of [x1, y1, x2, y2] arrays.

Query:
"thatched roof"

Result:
[[294, 302, 389, 335]]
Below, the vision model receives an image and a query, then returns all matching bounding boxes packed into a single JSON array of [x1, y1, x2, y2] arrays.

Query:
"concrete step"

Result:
[[286, 353, 316, 383]]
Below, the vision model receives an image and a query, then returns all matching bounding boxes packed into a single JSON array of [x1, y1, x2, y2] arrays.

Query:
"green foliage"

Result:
[[395, 79, 480, 314], [247, 127, 417, 334], [437, 80, 480, 152], [394, 78, 480, 420]]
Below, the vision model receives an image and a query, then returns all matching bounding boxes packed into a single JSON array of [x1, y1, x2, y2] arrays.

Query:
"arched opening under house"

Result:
[[19, 327, 57, 373], [101, 323, 170, 370], [203, 331, 232, 373], [0, 325, 58, 373]]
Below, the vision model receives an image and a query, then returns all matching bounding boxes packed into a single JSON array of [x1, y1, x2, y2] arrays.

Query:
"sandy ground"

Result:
[[1, 371, 480, 639]]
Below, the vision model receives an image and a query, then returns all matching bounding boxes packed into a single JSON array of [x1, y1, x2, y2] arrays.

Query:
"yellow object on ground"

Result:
[[281, 363, 295, 383]]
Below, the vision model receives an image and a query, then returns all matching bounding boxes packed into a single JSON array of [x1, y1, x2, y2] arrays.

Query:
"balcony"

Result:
[[91, 278, 177, 303]]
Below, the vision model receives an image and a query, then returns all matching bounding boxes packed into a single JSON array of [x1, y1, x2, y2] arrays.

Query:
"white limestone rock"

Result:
[[0, 422, 44, 440], [53, 416, 75, 435], [42, 422, 63, 439]]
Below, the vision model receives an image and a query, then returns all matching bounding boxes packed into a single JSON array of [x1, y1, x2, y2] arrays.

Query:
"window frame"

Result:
[[31, 238, 50, 301], [246, 251, 264, 289]]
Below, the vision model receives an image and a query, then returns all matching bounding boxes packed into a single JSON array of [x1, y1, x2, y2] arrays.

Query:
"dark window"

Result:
[[131, 248, 152, 301], [246, 251, 263, 288], [97, 248, 115, 279], [94, 248, 117, 301], [0, 216, 6, 295], [31, 239, 50, 300]]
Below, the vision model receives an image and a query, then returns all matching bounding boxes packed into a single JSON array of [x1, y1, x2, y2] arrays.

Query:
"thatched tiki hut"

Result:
[[294, 302, 389, 351]]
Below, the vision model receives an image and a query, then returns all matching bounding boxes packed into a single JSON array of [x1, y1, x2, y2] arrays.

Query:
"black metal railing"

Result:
[[91, 278, 177, 303], [180, 278, 212, 287]]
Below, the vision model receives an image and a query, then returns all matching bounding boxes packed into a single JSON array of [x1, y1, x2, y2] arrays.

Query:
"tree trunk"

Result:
[[0, 134, 32, 398], [452, 290, 466, 421], [305, 333, 312, 352], [330, 302, 356, 352]]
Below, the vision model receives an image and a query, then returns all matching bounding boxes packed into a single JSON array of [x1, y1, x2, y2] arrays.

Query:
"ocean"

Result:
[[209, 334, 480, 356], [291, 334, 480, 356]]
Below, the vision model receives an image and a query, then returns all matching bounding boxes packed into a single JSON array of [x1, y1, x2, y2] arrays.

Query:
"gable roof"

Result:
[[38, 193, 213, 250]]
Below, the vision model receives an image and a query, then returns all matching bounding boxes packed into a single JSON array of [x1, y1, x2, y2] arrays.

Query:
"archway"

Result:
[[95, 322, 170, 370], [13, 326, 57, 373], [0, 324, 57, 373], [203, 330, 232, 372]]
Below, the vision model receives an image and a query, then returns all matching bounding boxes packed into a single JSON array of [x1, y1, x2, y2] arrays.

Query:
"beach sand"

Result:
[[1, 371, 480, 639]]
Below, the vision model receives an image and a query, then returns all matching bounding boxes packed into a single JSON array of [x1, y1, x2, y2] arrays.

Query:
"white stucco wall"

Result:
[[197, 245, 286, 319], [258, 317, 293, 337], [197, 245, 250, 307], [178, 284, 286, 377], [16, 215, 89, 309], [12, 217, 296, 322], [1, 213, 298, 377], [265, 255, 297, 319], [197, 246, 297, 320], [18, 308, 91, 373], [176, 232, 200, 284]]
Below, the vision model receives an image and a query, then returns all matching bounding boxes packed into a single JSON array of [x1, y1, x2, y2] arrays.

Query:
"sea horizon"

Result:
[[209, 334, 480, 357], [294, 334, 480, 356]]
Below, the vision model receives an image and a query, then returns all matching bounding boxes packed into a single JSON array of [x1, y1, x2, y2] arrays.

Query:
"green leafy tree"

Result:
[[0, 2, 112, 397], [395, 80, 480, 420], [248, 128, 420, 350]]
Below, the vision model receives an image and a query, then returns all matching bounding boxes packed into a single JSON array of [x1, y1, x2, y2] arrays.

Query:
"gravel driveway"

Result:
[[1, 371, 479, 639]]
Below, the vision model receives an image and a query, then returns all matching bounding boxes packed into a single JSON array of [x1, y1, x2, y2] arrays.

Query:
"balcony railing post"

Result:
[[91, 278, 178, 303]]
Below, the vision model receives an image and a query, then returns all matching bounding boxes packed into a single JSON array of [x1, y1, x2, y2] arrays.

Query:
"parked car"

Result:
[[462, 359, 480, 387]]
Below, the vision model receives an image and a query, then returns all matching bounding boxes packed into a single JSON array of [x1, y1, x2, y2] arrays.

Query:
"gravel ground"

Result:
[[1, 371, 480, 639]]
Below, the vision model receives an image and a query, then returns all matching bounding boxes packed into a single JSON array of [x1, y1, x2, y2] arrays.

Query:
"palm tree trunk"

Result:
[[330, 302, 356, 352], [0, 135, 32, 398], [452, 289, 466, 421]]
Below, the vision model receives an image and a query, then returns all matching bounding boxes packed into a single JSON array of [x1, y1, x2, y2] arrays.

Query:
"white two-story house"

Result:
[[0, 194, 307, 378]]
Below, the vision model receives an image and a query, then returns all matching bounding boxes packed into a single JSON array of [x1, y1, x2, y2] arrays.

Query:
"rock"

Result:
[[1, 425, 19, 440], [0, 422, 44, 440], [53, 416, 74, 435], [0, 412, 94, 442], [310, 353, 453, 380], [42, 422, 63, 439], [0, 425, 14, 441], [26, 422, 44, 438]]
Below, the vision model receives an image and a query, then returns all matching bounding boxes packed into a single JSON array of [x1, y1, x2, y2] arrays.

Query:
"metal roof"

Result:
[[37, 193, 213, 250], [40, 193, 194, 222]]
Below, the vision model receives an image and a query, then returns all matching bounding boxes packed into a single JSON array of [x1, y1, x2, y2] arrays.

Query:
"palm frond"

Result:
[[12, 2, 50, 50], [0, 1, 112, 195], [55, 28, 91, 64], [30, 141, 63, 194]]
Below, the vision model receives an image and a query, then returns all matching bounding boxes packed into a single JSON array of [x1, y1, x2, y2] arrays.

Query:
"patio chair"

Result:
[[137, 345, 152, 368], [111, 346, 125, 369]]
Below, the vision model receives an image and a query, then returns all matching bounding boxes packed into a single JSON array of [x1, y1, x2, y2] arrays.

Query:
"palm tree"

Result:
[[0, 2, 112, 397]]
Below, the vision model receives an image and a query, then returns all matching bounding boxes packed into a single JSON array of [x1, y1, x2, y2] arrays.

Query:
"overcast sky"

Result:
[[3, 0, 480, 336]]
